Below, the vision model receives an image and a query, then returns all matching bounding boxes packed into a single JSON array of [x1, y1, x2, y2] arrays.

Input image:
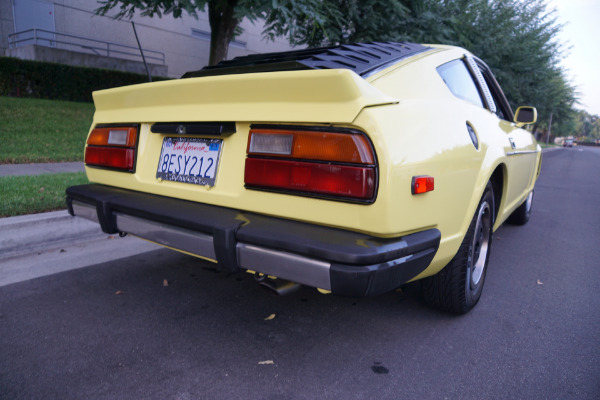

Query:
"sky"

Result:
[[549, 0, 600, 116]]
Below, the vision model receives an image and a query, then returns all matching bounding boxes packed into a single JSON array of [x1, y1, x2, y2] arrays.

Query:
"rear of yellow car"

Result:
[[66, 65, 442, 297], [66, 42, 540, 311]]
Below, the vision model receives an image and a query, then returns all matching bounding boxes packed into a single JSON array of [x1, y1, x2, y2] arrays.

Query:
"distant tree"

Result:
[[264, 0, 455, 47], [413, 0, 577, 135], [264, 0, 410, 47], [574, 110, 600, 140], [270, 0, 576, 133], [95, 0, 327, 66]]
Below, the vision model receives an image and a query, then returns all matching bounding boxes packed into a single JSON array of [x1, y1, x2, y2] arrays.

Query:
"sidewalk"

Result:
[[0, 210, 160, 286], [0, 162, 100, 260], [1, 146, 560, 178], [0, 161, 160, 285], [0, 161, 85, 177]]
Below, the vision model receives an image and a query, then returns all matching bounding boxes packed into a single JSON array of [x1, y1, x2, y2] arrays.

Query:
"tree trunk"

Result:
[[207, 0, 240, 66], [546, 111, 553, 145], [531, 123, 539, 140]]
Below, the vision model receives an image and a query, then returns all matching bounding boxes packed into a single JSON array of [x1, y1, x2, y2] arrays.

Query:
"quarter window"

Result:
[[437, 59, 484, 108], [477, 64, 513, 121]]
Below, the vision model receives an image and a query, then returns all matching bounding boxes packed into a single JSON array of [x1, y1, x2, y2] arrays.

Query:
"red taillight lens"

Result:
[[245, 158, 375, 200], [85, 147, 135, 170], [245, 127, 377, 202], [85, 125, 138, 171]]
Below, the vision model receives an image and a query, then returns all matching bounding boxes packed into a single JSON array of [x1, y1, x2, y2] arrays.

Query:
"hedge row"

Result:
[[0, 57, 168, 103]]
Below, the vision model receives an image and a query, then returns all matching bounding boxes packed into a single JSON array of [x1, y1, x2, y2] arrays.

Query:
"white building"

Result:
[[1, 0, 296, 77]]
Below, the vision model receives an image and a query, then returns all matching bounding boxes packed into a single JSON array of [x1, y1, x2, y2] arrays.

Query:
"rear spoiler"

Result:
[[92, 69, 397, 125]]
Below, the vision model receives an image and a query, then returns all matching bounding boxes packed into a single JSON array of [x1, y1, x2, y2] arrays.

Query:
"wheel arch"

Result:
[[488, 163, 507, 230]]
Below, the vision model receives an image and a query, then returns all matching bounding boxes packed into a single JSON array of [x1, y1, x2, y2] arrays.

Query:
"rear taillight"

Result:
[[85, 126, 138, 171], [245, 126, 377, 202]]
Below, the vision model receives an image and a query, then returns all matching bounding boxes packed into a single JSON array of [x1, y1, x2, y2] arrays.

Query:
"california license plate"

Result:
[[156, 137, 222, 186]]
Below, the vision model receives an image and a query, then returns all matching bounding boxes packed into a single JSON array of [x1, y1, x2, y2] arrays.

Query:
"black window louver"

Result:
[[182, 42, 431, 79]]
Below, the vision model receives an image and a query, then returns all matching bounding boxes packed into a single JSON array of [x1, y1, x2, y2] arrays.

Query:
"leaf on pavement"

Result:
[[264, 314, 276, 321], [115, 290, 124, 295], [258, 360, 274, 365], [537, 279, 543, 285], [163, 279, 169, 287]]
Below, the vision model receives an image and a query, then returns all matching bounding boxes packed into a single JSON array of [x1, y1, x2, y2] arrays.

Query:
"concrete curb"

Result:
[[0, 210, 106, 260], [542, 146, 561, 153]]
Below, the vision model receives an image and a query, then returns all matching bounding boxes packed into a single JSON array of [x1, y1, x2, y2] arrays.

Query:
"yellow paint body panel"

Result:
[[92, 69, 397, 124], [84, 45, 541, 280]]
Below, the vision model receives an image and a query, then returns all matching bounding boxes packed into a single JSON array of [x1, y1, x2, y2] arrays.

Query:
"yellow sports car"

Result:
[[66, 42, 540, 314]]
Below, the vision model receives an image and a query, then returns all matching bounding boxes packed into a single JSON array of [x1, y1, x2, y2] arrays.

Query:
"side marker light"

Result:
[[412, 176, 434, 195]]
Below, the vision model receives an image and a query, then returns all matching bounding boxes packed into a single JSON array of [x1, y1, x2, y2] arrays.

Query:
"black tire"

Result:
[[507, 190, 534, 225], [421, 182, 495, 314]]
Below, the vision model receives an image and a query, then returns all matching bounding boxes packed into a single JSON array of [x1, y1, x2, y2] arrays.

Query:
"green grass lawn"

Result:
[[0, 97, 94, 164], [0, 172, 89, 217]]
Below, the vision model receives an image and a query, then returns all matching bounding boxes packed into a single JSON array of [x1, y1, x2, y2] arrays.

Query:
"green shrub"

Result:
[[0, 57, 168, 103], [0, 172, 89, 217]]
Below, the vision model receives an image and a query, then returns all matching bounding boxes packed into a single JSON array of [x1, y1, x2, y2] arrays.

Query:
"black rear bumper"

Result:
[[66, 184, 440, 296]]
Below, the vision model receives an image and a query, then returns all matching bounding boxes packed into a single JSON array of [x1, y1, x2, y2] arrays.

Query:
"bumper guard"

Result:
[[66, 184, 440, 296]]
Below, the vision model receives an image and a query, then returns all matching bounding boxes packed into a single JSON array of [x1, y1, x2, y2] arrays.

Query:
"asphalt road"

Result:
[[1, 147, 599, 400]]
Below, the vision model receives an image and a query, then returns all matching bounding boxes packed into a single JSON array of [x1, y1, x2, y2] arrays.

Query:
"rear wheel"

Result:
[[421, 182, 494, 314], [507, 190, 533, 225]]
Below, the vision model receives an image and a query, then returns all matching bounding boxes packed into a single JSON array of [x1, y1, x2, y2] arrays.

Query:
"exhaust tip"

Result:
[[258, 278, 301, 296]]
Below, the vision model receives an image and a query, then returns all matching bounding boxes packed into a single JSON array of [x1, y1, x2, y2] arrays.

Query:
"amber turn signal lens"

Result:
[[292, 131, 374, 163], [87, 127, 137, 147], [247, 129, 374, 164]]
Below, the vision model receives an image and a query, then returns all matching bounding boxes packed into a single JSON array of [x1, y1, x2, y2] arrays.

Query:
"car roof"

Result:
[[182, 42, 432, 79]]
